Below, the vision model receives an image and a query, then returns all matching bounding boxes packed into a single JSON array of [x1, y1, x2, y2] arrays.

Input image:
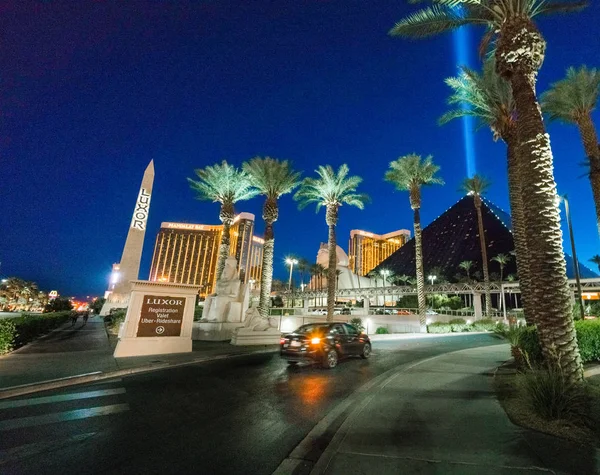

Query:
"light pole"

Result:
[[380, 269, 390, 308], [560, 195, 585, 320], [285, 258, 298, 291], [428, 275, 437, 309]]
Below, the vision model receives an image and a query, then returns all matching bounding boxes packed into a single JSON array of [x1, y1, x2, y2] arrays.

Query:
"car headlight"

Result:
[[311, 337, 321, 345]]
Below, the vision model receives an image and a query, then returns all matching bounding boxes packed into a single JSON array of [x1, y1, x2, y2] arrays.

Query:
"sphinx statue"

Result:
[[203, 256, 247, 323]]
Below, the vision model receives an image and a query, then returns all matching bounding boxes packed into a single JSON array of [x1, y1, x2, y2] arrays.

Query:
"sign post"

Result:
[[114, 280, 200, 358]]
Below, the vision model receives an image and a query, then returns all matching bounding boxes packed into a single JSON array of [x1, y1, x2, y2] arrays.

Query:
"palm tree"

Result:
[[388, 0, 585, 383], [542, 66, 600, 236], [492, 253, 512, 312], [297, 258, 311, 290], [335, 269, 343, 290], [242, 157, 301, 318], [459, 260, 473, 279], [385, 154, 444, 332], [396, 274, 411, 286], [188, 161, 258, 280], [590, 255, 600, 273], [294, 164, 368, 322], [461, 175, 493, 315], [440, 59, 535, 325]]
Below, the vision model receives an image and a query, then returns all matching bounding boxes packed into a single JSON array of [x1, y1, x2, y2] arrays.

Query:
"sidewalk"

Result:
[[0, 315, 277, 395], [312, 344, 600, 475]]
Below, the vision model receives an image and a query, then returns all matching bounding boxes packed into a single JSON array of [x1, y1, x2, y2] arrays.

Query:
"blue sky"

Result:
[[0, 1, 599, 296]]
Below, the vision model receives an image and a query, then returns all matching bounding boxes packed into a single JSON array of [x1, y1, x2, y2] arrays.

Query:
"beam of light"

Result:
[[453, 26, 476, 178]]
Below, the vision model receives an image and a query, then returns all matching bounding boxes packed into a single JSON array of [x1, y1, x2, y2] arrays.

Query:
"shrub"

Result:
[[471, 318, 499, 332], [349, 318, 364, 333], [194, 305, 203, 321], [519, 364, 587, 422], [427, 322, 452, 334], [448, 318, 470, 332], [0, 312, 71, 354], [375, 326, 389, 334], [575, 320, 600, 362], [0, 319, 17, 355], [519, 325, 543, 364], [107, 309, 127, 334]]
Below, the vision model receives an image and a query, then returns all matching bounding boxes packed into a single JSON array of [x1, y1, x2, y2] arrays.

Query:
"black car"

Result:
[[280, 322, 371, 369]]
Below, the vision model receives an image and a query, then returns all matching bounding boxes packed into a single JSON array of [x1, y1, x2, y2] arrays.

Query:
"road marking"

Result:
[[0, 388, 126, 410], [0, 432, 97, 466], [0, 403, 130, 431]]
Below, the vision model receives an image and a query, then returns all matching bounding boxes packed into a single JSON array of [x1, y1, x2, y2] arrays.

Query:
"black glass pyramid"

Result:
[[374, 195, 597, 281]]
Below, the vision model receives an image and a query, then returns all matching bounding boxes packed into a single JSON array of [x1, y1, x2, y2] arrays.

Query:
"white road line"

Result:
[[0, 403, 130, 431], [0, 388, 126, 410], [0, 432, 97, 466]]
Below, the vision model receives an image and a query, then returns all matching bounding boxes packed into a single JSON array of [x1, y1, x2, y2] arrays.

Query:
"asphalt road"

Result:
[[0, 334, 502, 475]]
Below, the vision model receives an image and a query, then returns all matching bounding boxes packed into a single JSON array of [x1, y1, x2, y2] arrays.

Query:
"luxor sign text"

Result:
[[131, 188, 151, 231]]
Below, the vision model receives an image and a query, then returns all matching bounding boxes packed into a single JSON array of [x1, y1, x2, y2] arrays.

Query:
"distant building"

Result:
[[148, 213, 263, 296], [348, 229, 411, 276]]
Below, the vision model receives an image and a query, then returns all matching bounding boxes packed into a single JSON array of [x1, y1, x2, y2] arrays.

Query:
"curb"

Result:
[[368, 331, 490, 341], [272, 342, 509, 475], [0, 349, 277, 400]]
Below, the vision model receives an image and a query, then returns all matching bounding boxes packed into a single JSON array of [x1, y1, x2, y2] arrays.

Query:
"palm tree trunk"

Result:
[[326, 205, 338, 323], [413, 206, 426, 331], [497, 18, 582, 382], [258, 221, 274, 318], [216, 202, 234, 281], [506, 132, 535, 325], [576, 115, 600, 238], [475, 198, 493, 315]]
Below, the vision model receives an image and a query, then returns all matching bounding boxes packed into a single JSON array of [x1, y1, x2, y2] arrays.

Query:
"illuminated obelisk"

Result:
[[101, 160, 154, 315]]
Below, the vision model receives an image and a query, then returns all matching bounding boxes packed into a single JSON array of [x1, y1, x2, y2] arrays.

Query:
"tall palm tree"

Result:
[[459, 260, 473, 280], [388, 0, 585, 383], [188, 161, 258, 280], [242, 157, 301, 318], [542, 66, 600, 236], [335, 269, 343, 290], [493, 253, 512, 312], [590, 255, 600, 273], [461, 175, 493, 315], [295, 164, 368, 322], [385, 154, 444, 332], [297, 258, 311, 290], [440, 59, 535, 325]]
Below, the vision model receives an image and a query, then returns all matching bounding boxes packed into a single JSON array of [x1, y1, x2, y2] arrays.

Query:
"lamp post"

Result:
[[285, 258, 298, 291], [380, 269, 390, 309], [428, 275, 437, 309], [560, 195, 585, 320]]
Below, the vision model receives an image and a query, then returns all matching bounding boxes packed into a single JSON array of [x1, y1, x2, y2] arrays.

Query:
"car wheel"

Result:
[[360, 343, 371, 359], [322, 349, 338, 369]]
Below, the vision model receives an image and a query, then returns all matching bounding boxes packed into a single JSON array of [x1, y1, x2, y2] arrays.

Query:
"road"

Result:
[[0, 334, 502, 475]]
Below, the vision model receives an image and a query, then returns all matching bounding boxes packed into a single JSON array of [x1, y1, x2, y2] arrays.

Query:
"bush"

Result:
[[471, 318, 499, 332], [519, 325, 543, 364], [519, 364, 587, 422], [194, 305, 203, 321], [349, 318, 364, 333], [106, 309, 127, 335], [448, 318, 470, 332], [427, 322, 452, 334], [0, 312, 72, 354], [575, 320, 600, 362], [375, 326, 389, 334]]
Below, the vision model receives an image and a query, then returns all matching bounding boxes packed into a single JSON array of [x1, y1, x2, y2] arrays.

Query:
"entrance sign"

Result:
[[114, 280, 200, 358], [137, 295, 185, 337]]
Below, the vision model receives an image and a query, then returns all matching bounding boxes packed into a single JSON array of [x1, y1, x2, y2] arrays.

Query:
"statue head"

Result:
[[221, 256, 238, 281]]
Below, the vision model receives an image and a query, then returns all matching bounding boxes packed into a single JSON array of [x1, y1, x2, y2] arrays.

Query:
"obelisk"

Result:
[[101, 160, 155, 315]]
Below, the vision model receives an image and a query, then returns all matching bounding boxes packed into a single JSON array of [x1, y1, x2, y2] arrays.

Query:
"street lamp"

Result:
[[380, 269, 391, 308], [285, 258, 298, 291], [558, 195, 585, 320], [428, 275, 437, 309]]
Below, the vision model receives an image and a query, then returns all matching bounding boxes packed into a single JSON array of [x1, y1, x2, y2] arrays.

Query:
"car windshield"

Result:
[[294, 324, 330, 335]]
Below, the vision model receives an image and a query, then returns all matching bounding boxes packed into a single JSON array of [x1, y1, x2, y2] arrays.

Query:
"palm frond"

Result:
[[385, 154, 444, 192], [541, 65, 600, 123], [460, 173, 491, 195], [188, 160, 259, 204], [389, 6, 473, 38], [294, 164, 369, 213], [242, 156, 301, 198], [533, 0, 588, 17]]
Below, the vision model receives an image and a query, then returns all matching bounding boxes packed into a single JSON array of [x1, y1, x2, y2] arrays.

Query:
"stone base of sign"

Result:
[[230, 327, 281, 346], [114, 280, 200, 358], [192, 322, 245, 341], [99, 300, 128, 317]]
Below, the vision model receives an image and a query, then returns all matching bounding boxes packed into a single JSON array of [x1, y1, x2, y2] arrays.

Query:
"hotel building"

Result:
[[148, 213, 263, 296], [348, 229, 411, 277]]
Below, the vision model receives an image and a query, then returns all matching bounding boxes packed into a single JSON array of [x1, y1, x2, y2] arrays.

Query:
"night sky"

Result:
[[1, 1, 599, 297]]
